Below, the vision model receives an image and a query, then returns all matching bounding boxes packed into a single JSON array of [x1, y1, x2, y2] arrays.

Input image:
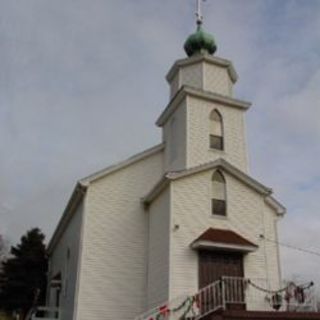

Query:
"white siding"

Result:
[[147, 188, 171, 308], [180, 63, 203, 91], [163, 100, 187, 172], [203, 62, 233, 96], [186, 96, 249, 172], [48, 201, 84, 320], [170, 72, 179, 99], [169, 170, 281, 299], [168, 60, 234, 98], [76, 150, 164, 320]]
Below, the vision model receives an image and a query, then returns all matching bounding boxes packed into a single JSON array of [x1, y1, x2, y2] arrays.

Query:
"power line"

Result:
[[262, 236, 320, 258]]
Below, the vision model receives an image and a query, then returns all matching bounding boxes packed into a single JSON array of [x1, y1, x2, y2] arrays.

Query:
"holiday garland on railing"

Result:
[[148, 279, 314, 319], [150, 295, 198, 320], [247, 279, 314, 311]]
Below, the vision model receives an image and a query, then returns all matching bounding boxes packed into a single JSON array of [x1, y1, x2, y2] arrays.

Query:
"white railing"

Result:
[[134, 277, 317, 320], [222, 277, 317, 313], [193, 280, 224, 319], [134, 294, 196, 320], [134, 280, 223, 320], [29, 307, 60, 320]]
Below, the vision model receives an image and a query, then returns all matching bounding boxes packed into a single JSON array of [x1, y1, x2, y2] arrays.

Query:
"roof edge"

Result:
[[143, 158, 273, 205], [142, 176, 170, 206], [156, 86, 251, 127], [265, 196, 287, 216], [47, 183, 87, 254], [190, 227, 258, 252], [166, 54, 238, 84], [80, 143, 165, 185], [168, 158, 272, 195], [191, 240, 257, 253]]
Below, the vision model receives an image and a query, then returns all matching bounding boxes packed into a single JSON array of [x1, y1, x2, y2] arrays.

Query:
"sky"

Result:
[[0, 0, 320, 285]]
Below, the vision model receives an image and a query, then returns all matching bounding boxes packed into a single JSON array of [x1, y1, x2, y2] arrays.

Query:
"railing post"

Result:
[[221, 277, 226, 310]]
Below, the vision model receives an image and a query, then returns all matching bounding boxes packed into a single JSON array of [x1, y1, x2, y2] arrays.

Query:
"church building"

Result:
[[34, 4, 318, 320]]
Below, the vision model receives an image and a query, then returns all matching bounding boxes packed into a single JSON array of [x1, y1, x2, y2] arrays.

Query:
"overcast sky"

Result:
[[1, 0, 320, 284]]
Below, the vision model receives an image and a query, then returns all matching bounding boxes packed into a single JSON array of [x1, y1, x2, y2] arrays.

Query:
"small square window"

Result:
[[210, 135, 224, 150], [212, 199, 226, 216]]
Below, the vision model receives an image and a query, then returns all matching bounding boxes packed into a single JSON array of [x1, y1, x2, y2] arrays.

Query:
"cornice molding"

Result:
[[166, 54, 238, 84], [156, 86, 251, 127]]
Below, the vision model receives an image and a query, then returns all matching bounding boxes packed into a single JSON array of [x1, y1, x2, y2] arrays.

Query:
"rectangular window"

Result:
[[210, 135, 224, 150], [212, 199, 226, 216]]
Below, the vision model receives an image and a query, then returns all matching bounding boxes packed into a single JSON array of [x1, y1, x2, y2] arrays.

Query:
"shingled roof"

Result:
[[191, 228, 258, 253]]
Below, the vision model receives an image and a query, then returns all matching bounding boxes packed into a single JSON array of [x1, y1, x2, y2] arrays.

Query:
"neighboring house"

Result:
[[38, 17, 318, 320]]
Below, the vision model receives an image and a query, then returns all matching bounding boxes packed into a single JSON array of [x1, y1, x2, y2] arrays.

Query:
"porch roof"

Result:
[[191, 228, 258, 253]]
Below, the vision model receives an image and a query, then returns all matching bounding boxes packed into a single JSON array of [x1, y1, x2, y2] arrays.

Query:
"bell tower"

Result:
[[157, 3, 251, 173]]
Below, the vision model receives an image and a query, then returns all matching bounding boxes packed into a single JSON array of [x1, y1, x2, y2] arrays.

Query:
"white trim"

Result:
[[142, 176, 170, 208], [80, 143, 164, 185], [48, 144, 164, 254], [265, 196, 286, 215], [156, 86, 251, 127], [47, 185, 86, 254], [190, 240, 257, 253], [73, 189, 87, 320], [143, 158, 285, 216], [166, 54, 238, 84], [167, 158, 272, 195]]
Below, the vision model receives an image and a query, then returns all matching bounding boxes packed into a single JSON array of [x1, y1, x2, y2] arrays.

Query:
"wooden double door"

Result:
[[199, 250, 245, 310]]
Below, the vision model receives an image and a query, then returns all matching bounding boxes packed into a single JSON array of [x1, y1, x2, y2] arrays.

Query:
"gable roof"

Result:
[[80, 143, 164, 185], [156, 86, 251, 127], [143, 158, 286, 215], [47, 182, 86, 254], [47, 143, 164, 254], [191, 228, 258, 252]]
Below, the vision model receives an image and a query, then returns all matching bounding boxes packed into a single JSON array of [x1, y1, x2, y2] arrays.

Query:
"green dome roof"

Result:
[[184, 25, 217, 57]]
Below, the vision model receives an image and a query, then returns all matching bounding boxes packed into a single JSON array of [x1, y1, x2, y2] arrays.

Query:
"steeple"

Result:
[[157, 1, 251, 173], [184, 0, 217, 57]]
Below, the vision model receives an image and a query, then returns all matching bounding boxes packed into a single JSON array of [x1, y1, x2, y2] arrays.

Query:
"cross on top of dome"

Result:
[[184, 1, 217, 57]]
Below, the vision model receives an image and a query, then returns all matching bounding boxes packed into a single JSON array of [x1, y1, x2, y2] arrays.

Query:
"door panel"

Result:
[[198, 251, 245, 311], [199, 251, 243, 288]]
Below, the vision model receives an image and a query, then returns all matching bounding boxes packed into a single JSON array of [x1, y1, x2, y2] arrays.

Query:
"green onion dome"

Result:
[[184, 24, 217, 57]]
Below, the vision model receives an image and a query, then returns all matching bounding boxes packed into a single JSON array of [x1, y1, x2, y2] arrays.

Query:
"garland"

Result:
[[150, 296, 198, 320], [248, 280, 314, 311], [247, 279, 289, 294], [248, 279, 313, 295], [149, 280, 314, 318]]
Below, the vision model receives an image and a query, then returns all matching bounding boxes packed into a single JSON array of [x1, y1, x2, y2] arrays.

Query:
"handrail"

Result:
[[29, 306, 60, 320], [134, 280, 222, 320], [134, 277, 317, 320], [194, 280, 223, 319]]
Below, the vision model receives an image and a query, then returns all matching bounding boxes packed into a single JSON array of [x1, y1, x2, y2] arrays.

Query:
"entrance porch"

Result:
[[134, 276, 317, 320]]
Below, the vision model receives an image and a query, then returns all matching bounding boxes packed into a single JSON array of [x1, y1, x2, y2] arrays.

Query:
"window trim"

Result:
[[209, 109, 224, 151], [210, 134, 224, 151], [211, 198, 227, 216], [211, 170, 227, 217]]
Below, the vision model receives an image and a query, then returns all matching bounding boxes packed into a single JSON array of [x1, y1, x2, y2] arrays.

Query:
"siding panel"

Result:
[[147, 188, 170, 308], [77, 150, 164, 320], [48, 201, 84, 320], [169, 170, 281, 299]]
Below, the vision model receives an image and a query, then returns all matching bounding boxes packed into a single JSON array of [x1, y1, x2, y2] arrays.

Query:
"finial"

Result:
[[184, 0, 217, 57], [196, 0, 206, 26]]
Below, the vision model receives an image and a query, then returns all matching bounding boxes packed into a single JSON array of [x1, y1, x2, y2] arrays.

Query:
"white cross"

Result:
[[196, 0, 206, 24]]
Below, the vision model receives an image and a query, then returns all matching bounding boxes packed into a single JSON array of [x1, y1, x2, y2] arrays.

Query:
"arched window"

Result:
[[211, 170, 226, 216], [209, 110, 224, 150]]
